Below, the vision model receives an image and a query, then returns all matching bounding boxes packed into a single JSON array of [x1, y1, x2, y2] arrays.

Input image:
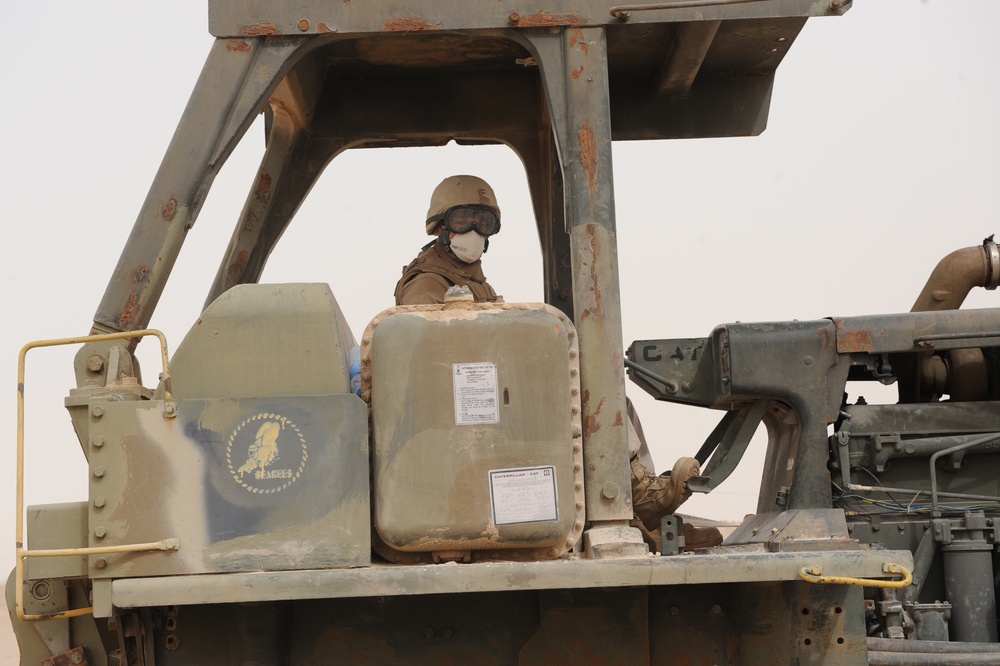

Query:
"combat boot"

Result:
[[631, 456, 701, 532], [684, 523, 724, 549]]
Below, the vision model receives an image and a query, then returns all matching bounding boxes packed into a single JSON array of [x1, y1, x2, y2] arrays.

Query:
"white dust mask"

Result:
[[449, 230, 486, 263]]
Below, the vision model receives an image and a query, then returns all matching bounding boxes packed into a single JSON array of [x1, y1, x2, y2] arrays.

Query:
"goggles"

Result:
[[434, 205, 501, 237]]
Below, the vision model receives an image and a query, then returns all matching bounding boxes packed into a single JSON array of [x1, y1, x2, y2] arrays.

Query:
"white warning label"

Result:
[[489, 466, 558, 525], [453, 362, 500, 425]]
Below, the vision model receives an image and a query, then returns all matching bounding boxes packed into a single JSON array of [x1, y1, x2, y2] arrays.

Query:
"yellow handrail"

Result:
[[799, 562, 912, 589], [16, 330, 179, 621]]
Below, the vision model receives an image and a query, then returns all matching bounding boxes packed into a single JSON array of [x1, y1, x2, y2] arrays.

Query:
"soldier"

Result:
[[398, 175, 722, 551], [395, 175, 501, 306]]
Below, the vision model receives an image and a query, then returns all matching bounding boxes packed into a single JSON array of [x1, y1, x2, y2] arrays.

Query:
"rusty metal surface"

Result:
[[833, 308, 1000, 354], [207, 0, 849, 37], [96, 14, 823, 338], [109, 546, 913, 608], [41, 647, 88, 666], [522, 28, 634, 524]]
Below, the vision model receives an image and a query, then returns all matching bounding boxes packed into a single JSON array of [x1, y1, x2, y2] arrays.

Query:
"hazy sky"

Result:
[[2, 0, 999, 578]]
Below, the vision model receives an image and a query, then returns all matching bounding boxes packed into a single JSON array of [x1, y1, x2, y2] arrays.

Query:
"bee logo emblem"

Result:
[[226, 413, 308, 493]]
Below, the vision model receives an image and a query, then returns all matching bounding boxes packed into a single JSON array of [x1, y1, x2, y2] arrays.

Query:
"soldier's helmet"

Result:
[[425, 175, 501, 234]]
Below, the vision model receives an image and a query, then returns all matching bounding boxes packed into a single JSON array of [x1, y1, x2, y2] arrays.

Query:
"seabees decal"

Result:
[[226, 412, 308, 493]]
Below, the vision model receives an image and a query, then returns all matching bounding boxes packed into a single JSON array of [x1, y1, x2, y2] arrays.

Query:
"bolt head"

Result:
[[86, 355, 105, 372], [601, 483, 619, 500]]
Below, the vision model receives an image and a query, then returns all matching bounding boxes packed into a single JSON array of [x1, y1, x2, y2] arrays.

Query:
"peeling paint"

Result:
[[119, 291, 139, 329], [241, 23, 278, 37], [614, 411, 623, 427], [838, 329, 873, 353], [834, 319, 875, 353], [226, 39, 252, 53], [256, 172, 273, 201], [570, 30, 590, 55], [581, 224, 603, 322], [578, 119, 598, 203], [583, 396, 605, 438], [162, 198, 177, 221], [510, 11, 583, 28], [226, 251, 251, 284], [317, 22, 336, 34], [382, 17, 436, 32], [571, 66, 584, 80]]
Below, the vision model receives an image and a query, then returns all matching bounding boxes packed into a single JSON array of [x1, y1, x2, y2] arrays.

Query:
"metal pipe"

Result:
[[868, 650, 1000, 663], [844, 483, 1000, 505], [911, 238, 998, 313], [867, 637, 1000, 654], [929, 433, 1000, 513]]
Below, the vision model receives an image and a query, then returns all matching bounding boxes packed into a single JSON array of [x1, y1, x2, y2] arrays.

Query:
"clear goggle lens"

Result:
[[441, 206, 500, 236]]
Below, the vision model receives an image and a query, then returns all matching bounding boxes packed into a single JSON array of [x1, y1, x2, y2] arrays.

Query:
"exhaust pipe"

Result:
[[898, 236, 998, 403], [910, 236, 1000, 312]]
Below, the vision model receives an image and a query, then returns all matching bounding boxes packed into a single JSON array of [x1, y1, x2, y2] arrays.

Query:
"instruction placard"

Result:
[[489, 466, 558, 525], [453, 362, 499, 425]]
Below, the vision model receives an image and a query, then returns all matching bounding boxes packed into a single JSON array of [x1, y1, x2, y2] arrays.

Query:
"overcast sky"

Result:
[[2, 0, 999, 578]]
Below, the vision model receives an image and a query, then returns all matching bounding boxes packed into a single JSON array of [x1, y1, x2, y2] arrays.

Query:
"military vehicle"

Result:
[[8, 0, 1000, 664]]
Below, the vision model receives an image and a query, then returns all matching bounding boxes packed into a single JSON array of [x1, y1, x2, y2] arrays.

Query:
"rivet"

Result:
[[565, 540, 574, 548], [711, 604, 722, 614], [567, 331, 575, 339], [670, 606, 680, 616], [574, 521, 583, 531], [297, 18, 310, 31], [424, 628, 435, 639], [574, 463, 582, 472], [93, 465, 106, 478], [571, 406, 580, 414], [92, 435, 105, 449], [442, 628, 454, 639], [575, 482, 583, 491], [94, 526, 107, 539], [95, 559, 107, 570], [570, 368, 578, 377], [91, 406, 105, 418], [569, 350, 577, 358], [94, 496, 106, 509], [571, 387, 579, 395], [803, 356, 814, 366], [601, 483, 619, 500], [573, 444, 581, 453]]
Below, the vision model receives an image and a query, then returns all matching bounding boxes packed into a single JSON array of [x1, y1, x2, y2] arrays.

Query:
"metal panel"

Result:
[[87, 395, 370, 578], [207, 0, 849, 36], [110, 547, 913, 608]]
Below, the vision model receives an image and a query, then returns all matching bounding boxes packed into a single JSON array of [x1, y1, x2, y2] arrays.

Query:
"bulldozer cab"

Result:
[[17, 1, 1000, 664]]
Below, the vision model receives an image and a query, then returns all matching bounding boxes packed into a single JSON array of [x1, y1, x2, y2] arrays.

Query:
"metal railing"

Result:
[[16, 330, 180, 621]]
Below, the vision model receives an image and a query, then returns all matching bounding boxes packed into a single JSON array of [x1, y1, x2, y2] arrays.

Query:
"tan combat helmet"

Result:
[[425, 175, 501, 234]]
